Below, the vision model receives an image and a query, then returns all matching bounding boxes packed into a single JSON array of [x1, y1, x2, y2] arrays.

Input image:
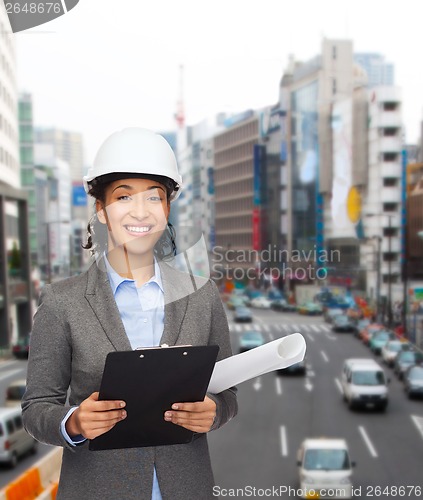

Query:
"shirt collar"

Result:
[[103, 253, 164, 295]]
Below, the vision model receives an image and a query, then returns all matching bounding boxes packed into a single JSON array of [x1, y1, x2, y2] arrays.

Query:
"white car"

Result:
[[249, 297, 272, 309], [381, 340, 404, 366], [297, 438, 354, 499], [341, 358, 389, 411]]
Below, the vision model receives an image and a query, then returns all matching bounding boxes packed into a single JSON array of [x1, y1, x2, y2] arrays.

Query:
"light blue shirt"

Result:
[[61, 255, 164, 500]]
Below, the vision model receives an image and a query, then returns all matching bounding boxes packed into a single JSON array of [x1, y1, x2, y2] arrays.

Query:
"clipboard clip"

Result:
[[135, 344, 192, 350]]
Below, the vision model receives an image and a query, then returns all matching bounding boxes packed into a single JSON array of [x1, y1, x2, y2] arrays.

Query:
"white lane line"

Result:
[[320, 351, 329, 363], [320, 324, 330, 332], [411, 415, 423, 441], [300, 325, 310, 332], [359, 426, 378, 458], [311, 325, 320, 332], [305, 333, 315, 343], [277, 324, 284, 331], [275, 377, 282, 395], [334, 378, 343, 395], [263, 324, 270, 332], [268, 332, 274, 341], [325, 332, 337, 341], [0, 368, 25, 383], [255, 317, 264, 324], [280, 425, 288, 457], [0, 360, 20, 369], [291, 324, 299, 331], [234, 324, 242, 332], [252, 323, 262, 330], [228, 324, 234, 332]]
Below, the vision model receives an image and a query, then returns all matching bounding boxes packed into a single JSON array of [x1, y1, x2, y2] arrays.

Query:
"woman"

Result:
[[22, 128, 237, 500]]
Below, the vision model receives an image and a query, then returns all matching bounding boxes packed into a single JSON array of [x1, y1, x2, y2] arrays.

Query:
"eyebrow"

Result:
[[112, 184, 166, 194]]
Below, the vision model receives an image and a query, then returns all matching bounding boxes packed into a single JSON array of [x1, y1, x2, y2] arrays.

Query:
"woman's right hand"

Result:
[[66, 392, 126, 440]]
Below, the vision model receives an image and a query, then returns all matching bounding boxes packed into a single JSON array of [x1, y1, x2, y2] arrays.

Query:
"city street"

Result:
[[209, 306, 423, 498]]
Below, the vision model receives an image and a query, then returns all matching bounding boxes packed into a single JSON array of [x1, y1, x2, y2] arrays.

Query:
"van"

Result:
[[297, 438, 355, 499], [0, 407, 37, 467], [341, 358, 389, 411]]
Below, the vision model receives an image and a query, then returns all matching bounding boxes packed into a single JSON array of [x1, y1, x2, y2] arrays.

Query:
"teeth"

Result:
[[126, 226, 151, 233]]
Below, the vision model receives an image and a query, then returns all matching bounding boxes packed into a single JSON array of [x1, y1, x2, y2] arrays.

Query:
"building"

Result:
[[0, 10, 33, 348], [354, 53, 394, 87], [213, 110, 260, 282]]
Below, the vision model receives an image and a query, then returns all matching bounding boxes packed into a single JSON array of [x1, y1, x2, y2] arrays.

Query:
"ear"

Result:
[[96, 200, 107, 225]]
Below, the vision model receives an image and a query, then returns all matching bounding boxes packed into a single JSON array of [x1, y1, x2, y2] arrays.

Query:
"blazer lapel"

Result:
[[85, 261, 132, 351]]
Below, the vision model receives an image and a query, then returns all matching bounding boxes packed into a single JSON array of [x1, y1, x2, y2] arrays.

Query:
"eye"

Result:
[[116, 194, 131, 201], [147, 195, 163, 202]]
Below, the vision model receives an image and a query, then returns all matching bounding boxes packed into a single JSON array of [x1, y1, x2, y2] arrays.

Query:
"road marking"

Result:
[[311, 325, 320, 332], [275, 377, 282, 395], [320, 351, 329, 363], [268, 332, 274, 341], [334, 378, 343, 394], [277, 324, 284, 331], [252, 323, 261, 330], [0, 368, 25, 383], [359, 426, 378, 458], [299, 325, 310, 332], [228, 324, 234, 332], [411, 415, 423, 441], [263, 324, 270, 332], [255, 317, 264, 324], [0, 360, 20, 370], [234, 324, 242, 332], [292, 324, 300, 331], [305, 333, 315, 342], [253, 377, 262, 391], [280, 425, 288, 457], [305, 378, 313, 391], [321, 325, 331, 332], [325, 332, 337, 340]]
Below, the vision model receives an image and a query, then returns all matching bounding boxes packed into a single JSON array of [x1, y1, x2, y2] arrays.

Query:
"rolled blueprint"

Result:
[[208, 333, 306, 394]]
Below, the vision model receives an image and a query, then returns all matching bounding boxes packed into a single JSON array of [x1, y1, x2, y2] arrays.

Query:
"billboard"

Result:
[[72, 184, 87, 206]]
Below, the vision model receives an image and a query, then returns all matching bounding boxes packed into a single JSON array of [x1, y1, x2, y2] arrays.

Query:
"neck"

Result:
[[106, 247, 155, 287]]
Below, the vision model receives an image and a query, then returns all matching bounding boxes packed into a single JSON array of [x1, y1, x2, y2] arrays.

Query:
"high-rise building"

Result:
[[0, 11, 33, 348], [354, 53, 394, 87]]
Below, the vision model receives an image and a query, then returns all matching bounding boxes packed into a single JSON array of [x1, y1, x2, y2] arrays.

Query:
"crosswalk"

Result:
[[229, 322, 331, 334]]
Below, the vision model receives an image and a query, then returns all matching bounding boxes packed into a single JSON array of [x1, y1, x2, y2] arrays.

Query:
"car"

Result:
[[238, 331, 265, 353], [227, 296, 247, 310], [341, 358, 389, 411], [296, 438, 355, 499], [249, 297, 272, 309], [233, 306, 252, 323], [369, 330, 396, 355], [6, 380, 27, 407], [297, 302, 323, 315], [354, 318, 370, 338], [403, 364, 423, 399], [12, 335, 30, 360], [332, 315, 356, 333], [0, 407, 37, 468], [381, 340, 405, 366], [277, 357, 306, 376], [323, 308, 343, 323], [394, 350, 423, 380], [359, 324, 384, 345], [271, 299, 296, 312]]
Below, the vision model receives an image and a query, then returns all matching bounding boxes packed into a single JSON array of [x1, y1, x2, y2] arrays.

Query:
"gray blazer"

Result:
[[22, 259, 237, 500]]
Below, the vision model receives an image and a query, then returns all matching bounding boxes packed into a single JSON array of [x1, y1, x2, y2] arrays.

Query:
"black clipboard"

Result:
[[89, 345, 219, 451]]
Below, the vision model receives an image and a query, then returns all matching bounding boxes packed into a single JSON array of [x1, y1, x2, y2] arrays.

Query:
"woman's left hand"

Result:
[[164, 395, 216, 433]]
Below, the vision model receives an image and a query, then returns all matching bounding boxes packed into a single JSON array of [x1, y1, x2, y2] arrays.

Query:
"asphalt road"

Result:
[[1, 308, 422, 497], [0, 359, 54, 488], [208, 306, 423, 498]]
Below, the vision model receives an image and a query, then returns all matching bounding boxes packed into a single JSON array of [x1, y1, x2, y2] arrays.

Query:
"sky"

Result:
[[15, 0, 423, 165]]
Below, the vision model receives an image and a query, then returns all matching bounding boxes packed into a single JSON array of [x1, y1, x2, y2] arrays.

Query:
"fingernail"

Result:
[[165, 412, 172, 419], [120, 402, 125, 407], [121, 411, 127, 418], [172, 404, 179, 410]]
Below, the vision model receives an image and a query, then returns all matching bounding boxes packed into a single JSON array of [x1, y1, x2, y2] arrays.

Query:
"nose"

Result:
[[129, 195, 149, 219]]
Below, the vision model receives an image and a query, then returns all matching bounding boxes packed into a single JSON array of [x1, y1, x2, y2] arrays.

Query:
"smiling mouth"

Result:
[[124, 225, 153, 235]]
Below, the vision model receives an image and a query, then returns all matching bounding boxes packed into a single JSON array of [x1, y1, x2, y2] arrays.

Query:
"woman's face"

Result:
[[96, 177, 170, 258]]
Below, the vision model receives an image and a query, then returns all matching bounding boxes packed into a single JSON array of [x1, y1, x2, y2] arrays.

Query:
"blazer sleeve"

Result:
[[21, 285, 76, 450], [206, 279, 238, 431]]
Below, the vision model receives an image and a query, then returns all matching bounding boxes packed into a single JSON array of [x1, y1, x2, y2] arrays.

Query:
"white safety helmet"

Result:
[[83, 128, 182, 201]]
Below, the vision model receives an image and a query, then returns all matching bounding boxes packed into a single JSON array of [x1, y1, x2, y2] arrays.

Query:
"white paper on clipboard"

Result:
[[207, 333, 306, 394]]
